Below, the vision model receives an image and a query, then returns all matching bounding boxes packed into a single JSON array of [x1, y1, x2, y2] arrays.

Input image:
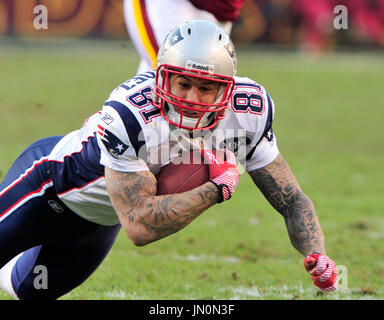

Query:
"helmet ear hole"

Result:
[[219, 34, 222, 41], [188, 28, 191, 35]]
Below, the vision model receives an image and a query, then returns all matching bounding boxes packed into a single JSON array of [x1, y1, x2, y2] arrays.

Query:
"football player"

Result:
[[123, 0, 246, 74], [0, 20, 337, 300]]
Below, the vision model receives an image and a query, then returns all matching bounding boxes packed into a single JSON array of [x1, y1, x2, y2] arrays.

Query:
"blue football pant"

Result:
[[0, 136, 121, 300]]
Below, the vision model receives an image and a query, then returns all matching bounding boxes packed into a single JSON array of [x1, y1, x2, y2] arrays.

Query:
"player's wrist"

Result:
[[209, 180, 231, 203], [207, 180, 225, 203]]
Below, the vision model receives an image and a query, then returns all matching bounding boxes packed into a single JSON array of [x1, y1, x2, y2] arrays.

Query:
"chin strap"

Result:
[[167, 104, 212, 129]]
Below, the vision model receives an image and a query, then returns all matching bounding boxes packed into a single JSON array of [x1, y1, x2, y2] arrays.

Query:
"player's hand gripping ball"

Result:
[[156, 149, 240, 203], [201, 149, 240, 203], [304, 253, 338, 292]]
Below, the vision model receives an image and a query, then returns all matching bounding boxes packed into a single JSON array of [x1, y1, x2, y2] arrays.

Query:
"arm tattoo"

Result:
[[105, 167, 219, 245], [249, 153, 325, 256]]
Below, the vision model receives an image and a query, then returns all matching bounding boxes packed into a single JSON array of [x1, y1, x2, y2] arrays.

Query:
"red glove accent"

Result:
[[304, 253, 338, 292], [202, 149, 240, 203]]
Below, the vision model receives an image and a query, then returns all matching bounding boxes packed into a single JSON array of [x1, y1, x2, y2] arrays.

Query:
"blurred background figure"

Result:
[[123, 0, 247, 74], [347, 0, 384, 47], [1, 0, 383, 52], [290, 0, 334, 53]]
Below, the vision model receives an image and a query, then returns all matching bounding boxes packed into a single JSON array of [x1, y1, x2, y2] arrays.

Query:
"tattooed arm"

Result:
[[248, 153, 326, 256], [105, 167, 220, 246]]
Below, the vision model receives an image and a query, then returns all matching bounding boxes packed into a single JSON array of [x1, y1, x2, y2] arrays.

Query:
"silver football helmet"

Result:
[[153, 19, 237, 130]]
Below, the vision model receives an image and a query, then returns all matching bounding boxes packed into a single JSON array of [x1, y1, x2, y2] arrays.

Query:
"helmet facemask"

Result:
[[153, 19, 237, 131], [154, 64, 235, 131]]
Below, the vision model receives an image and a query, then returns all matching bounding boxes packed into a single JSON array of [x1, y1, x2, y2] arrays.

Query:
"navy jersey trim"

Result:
[[118, 71, 156, 91], [50, 134, 104, 194], [0, 161, 53, 222], [0, 136, 61, 221], [104, 100, 146, 157], [246, 93, 274, 161]]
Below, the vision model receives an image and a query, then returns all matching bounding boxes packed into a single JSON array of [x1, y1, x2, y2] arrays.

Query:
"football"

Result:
[[156, 152, 210, 195]]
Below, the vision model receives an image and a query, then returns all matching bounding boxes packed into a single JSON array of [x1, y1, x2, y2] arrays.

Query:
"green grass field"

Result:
[[0, 39, 383, 300]]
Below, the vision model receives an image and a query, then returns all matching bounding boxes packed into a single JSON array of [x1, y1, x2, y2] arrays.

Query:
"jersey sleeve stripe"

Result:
[[246, 93, 274, 161], [104, 100, 145, 157], [49, 134, 104, 194]]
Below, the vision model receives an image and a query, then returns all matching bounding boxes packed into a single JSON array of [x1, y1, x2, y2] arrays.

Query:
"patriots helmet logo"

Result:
[[166, 27, 184, 46], [97, 125, 130, 159]]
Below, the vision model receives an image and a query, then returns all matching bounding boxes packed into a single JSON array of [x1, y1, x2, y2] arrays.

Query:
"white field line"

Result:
[[217, 284, 383, 300], [104, 290, 147, 300], [172, 253, 239, 264]]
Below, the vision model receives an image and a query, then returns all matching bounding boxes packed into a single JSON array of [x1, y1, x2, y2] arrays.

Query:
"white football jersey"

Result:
[[48, 71, 279, 225]]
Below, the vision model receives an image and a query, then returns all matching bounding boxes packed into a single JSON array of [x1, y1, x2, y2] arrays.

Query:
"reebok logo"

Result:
[[48, 200, 64, 213], [101, 112, 114, 125]]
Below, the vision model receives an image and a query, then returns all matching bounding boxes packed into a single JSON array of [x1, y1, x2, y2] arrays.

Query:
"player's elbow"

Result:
[[131, 238, 150, 246], [123, 226, 153, 246], [130, 235, 152, 246]]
